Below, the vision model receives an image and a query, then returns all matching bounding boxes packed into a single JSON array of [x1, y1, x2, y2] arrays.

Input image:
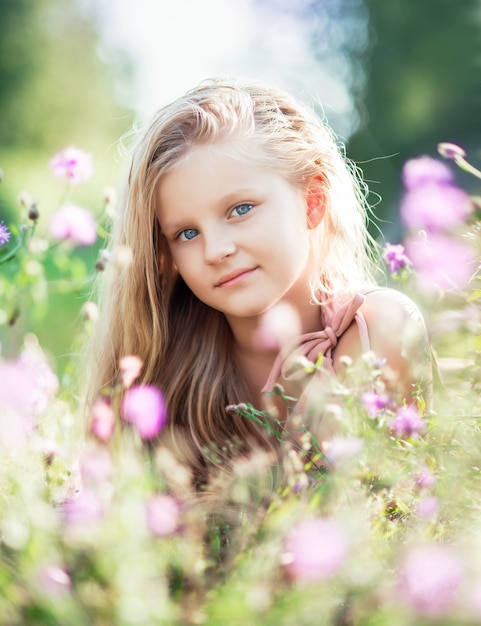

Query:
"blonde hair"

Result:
[[87, 77, 378, 483]]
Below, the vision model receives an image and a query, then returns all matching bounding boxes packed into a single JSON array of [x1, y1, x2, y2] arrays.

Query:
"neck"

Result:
[[226, 298, 323, 404]]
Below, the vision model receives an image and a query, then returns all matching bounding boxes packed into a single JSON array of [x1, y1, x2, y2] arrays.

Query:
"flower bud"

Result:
[[28, 202, 40, 221], [437, 142, 466, 160]]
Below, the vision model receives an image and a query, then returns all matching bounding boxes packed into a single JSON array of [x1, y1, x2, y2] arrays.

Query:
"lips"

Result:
[[215, 267, 258, 288]]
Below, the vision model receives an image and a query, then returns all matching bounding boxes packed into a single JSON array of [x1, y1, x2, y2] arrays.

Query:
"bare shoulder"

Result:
[[361, 288, 427, 336], [360, 288, 433, 405]]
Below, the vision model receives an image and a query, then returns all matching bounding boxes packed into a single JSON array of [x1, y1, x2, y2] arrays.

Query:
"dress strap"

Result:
[[262, 292, 366, 393]]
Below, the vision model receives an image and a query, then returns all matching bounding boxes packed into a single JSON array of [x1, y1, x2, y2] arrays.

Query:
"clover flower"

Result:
[[122, 384, 167, 440], [397, 544, 463, 617], [0, 221, 11, 246], [146, 494, 180, 536], [49, 203, 97, 246], [362, 390, 390, 418], [401, 156, 472, 232], [391, 406, 426, 440], [284, 518, 348, 583], [50, 146, 94, 184]]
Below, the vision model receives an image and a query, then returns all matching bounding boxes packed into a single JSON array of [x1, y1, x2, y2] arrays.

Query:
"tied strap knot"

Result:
[[261, 292, 366, 393]]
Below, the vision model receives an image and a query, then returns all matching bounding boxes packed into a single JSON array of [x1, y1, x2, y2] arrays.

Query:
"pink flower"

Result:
[[253, 302, 301, 350], [362, 390, 390, 417], [63, 489, 102, 525], [49, 203, 97, 246], [402, 156, 454, 189], [80, 448, 113, 484], [285, 518, 348, 583], [391, 406, 426, 440], [119, 355, 144, 388], [122, 385, 167, 440], [417, 495, 438, 519], [397, 544, 463, 616], [401, 182, 472, 232], [37, 565, 71, 597], [415, 467, 437, 490], [323, 436, 363, 466], [90, 398, 115, 442], [50, 146, 94, 184], [383, 243, 411, 276], [406, 233, 476, 294], [146, 494, 180, 536]]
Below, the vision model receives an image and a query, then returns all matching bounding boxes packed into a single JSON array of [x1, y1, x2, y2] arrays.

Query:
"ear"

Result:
[[305, 176, 326, 230]]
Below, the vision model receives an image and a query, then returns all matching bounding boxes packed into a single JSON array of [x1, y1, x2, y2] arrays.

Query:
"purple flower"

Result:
[[391, 406, 426, 440], [323, 436, 363, 467], [397, 544, 463, 617], [362, 390, 390, 418], [285, 518, 348, 583], [63, 489, 102, 525], [146, 494, 180, 536], [417, 495, 438, 519], [406, 232, 476, 294], [122, 385, 167, 440], [415, 467, 437, 490], [50, 146, 94, 184], [383, 243, 412, 276], [0, 222, 11, 246], [402, 156, 454, 189], [49, 203, 97, 246], [401, 182, 472, 232], [90, 398, 115, 442]]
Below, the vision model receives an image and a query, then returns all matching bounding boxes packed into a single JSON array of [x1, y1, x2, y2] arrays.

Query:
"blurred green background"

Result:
[[1, 0, 480, 376]]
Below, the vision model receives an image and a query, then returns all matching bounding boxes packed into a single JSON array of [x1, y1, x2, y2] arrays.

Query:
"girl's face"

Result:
[[156, 142, 317, 328]]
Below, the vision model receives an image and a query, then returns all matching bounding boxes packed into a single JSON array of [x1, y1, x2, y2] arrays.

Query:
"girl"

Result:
[[88, 77, 433, 484]]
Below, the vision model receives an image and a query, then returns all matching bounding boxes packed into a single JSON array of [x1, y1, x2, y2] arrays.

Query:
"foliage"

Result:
[[0, 146, 480, 625]]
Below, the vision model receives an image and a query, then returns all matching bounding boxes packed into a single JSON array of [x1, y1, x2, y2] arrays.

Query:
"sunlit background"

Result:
[[1, 0, 480, 370]]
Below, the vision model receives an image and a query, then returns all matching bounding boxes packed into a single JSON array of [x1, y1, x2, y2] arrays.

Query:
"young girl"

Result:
[[88, 77, 433, 484]]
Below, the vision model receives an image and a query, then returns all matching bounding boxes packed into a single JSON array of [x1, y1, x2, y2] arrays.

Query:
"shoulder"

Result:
[[360, 287, 428, 346], [360, 287, 427, 335], [359, 287, 433, 404]]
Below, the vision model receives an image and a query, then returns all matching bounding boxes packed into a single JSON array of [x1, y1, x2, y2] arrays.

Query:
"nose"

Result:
[[203, 226, 236, 264]]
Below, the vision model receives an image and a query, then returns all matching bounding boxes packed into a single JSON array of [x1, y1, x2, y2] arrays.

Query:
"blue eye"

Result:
[[178, 228, 199, 242], [231, 203, 253, 217]]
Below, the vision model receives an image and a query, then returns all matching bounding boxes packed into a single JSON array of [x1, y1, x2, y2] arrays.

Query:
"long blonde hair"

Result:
[[87, 77, 378, 481]]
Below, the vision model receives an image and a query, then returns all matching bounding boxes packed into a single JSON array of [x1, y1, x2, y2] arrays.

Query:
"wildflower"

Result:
[[415, 467, 437, 490], [417, 495, 438, 519], [402, 156, 454, 189], [323, 436, 363, 467], [401, 181, 472, 232], [38, 565, 71, 597], [63, 489, 102, 525], [253, 302, 301, 350], [122, 384, 167, 440], [391, 406, 426, 440], [90, 398, 115, 442], [80, 447, 113, 483], [382, 243, 411, 277], [119, 355, 143, 388], [397, 544, 463, 617], [406, 232, 476, 294], [284, 518, 348, 583], [146, 494, 180, 536], [49, 203, 97, 246], [0, 222, 11, 246], [50, 146, 94, 184], [438, 142, 466, 161], [362, 390, 390, 417]]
